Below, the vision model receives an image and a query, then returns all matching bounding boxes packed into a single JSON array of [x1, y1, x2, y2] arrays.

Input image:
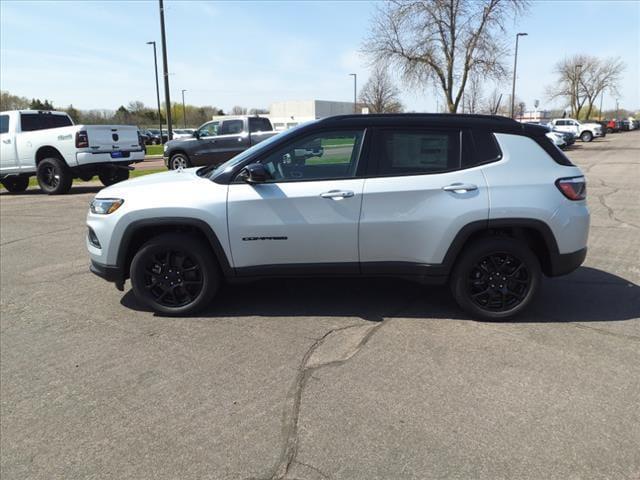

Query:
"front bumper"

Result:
[[90, 260, 125, 291]]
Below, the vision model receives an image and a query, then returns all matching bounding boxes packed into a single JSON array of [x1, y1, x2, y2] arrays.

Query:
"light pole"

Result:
[[349, 73, 357, 114], [158, 0, 173, 140], [615, 98, 619, 120], [146, 41, 163, 144], [599, 89, 604, 121], [510, 32, 527, 118], [181, 89, 187, 128]]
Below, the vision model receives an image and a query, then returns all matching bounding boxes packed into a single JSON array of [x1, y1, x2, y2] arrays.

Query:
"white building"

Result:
[[267, 100, 360, 131]]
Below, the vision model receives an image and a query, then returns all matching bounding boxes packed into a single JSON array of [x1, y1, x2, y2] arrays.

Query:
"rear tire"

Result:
[[130, 233, 219, 315], [1, 176, 29, 193], [580, 131, 593, 142], [449, 237, 541, 321], [98, 168, 130, 186], [36, 157, 72, 195]]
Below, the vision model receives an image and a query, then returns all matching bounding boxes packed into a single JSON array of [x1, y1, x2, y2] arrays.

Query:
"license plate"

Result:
[[111, 151, 123, 158]]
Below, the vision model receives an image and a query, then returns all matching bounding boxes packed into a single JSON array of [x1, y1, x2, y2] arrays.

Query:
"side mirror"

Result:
[[240, 163, 269, 184], [193, 131, 200, 139]]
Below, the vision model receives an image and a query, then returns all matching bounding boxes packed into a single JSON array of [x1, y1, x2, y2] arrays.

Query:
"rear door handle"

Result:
[[320, 190, 355, 199], [442, 183, 478, 193]]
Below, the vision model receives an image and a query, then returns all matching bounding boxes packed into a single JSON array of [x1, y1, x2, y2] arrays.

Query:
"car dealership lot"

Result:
[[1, 133, 639, 479]]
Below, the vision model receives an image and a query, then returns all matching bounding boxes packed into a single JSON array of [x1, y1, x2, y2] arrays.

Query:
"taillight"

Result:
[[556, 176, 586, 201], [76, 130, 89, 148]]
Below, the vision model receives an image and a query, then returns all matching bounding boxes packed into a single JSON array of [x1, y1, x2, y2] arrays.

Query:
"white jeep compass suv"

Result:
[[87, 114, 589, 320]]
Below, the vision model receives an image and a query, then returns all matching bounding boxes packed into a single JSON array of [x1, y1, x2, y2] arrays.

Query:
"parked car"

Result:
[[549, 118, 603, 142], [546, 130, 567, 149], [620, 119, 632, 131], [1, 110, 144, 194], [87, 113, 589, 320], [144, 128, 169, 144], [163, 116, 278, 170], [172, 129, 195, 139], [605, 119, 620, 133]]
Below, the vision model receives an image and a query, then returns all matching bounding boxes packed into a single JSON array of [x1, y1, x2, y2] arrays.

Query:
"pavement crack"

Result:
[[595, 180, 640, 230], [269, 322, 384, 480]]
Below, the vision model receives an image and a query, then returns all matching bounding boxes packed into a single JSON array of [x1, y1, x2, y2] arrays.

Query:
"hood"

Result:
[[166, 136, 198, 148], [96, 167, 205, 198]]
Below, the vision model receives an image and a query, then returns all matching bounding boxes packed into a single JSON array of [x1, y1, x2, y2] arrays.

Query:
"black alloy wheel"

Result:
[[141, 249, 204, 308], [130, 233, 219, 315], [467, 252, 530, 312], [450, 237, 541, 320]]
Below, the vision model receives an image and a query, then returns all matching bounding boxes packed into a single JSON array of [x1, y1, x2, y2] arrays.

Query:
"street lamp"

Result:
[[510, 32, 528, 118], [158, 0, 173, 140], [181, 89, 187, 128], [349, 73, 357, 114], [146, 41, 164, 144]]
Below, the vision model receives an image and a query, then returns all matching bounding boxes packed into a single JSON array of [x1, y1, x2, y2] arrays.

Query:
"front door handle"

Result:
[[2, 139, 11, 144], [442, 183, 478, 193], [320, 190, 355, 199]]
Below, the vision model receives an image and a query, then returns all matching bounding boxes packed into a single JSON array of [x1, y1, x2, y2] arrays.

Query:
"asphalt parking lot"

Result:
[[1, 132, 639, 479]]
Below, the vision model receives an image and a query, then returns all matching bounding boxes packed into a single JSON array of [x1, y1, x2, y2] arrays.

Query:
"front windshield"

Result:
[[200, 122, 315, 179]]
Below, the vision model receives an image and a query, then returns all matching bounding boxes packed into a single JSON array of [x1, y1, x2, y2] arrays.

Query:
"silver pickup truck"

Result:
[[163, 116, 279, 170]]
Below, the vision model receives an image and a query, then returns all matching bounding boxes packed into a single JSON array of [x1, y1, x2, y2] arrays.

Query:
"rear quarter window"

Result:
[[462, 130, 502, 168], [20, 113, 72, 131], [0, 115, 9, 134]]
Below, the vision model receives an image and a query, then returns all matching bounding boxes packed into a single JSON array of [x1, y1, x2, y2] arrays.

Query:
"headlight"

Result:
[[90, 198, 124, 215], [163, 143, 168, 152]]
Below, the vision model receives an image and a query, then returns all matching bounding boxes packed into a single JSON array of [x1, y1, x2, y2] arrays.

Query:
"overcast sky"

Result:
[[1, 0, 638, 113]]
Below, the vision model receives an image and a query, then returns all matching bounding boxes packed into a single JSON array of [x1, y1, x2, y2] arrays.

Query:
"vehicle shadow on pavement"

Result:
[[0, 185, 102, 196], [121, 266, 640, 323]]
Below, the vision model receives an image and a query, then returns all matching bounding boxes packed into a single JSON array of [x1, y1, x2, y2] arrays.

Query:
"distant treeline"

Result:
[[0, 91, 269, 128]]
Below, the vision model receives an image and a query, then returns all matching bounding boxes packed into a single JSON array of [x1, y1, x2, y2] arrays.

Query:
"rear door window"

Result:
[[249, 117, 271, 133], [220, 119, 244, 135], [375, 129, 460, 176]]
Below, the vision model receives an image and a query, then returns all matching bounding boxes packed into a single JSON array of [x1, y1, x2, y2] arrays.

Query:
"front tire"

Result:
[[36, 157, 72, 195], [580, 131, 593, 142], [98, 167, 130, 186], [449, 237, 541, 321], [169, 153, 191, 170], [130, 233, 219, 315], [1, 176, 29, 193]]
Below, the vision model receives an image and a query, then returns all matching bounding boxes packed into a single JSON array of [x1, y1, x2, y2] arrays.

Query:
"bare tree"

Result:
[[230, 106, 247, 115], [547, 55, 624, 119], [462, 72, 483, 113], [359, 67, 404, 113], [363, 0, 528, 113]]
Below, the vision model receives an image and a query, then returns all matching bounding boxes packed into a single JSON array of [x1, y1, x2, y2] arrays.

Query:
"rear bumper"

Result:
[[548, 247, 587, 277], [90, 260, 125, 291], [77, 150, 145, 166]]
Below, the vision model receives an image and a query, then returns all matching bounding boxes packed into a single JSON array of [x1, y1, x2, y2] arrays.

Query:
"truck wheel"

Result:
[[449, 236, 541, 321], [169, 153, 191, 170], [1, 176, 29, 193], [98, 168, 130, 186], [580, 131, 593, 142], [37, 157, 72, 195], [130, 233, 219, 316]]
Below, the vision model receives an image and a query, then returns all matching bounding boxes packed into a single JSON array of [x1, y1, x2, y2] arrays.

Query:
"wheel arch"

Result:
[[442, 219, 560, 277], [117, 218, 233, 280], [35, 145, 66, 165]]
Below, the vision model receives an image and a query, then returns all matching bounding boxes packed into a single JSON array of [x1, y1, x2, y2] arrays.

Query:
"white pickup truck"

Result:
[[0, 110, 145, 194], [548, 118, 603, 143]]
